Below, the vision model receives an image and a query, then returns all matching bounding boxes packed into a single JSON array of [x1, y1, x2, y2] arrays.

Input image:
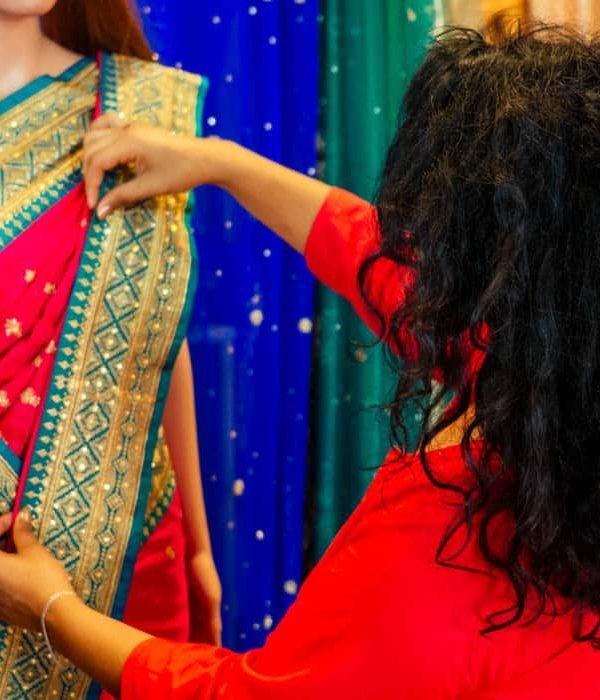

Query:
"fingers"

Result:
[[96, 175, 156, 219], [90, 111, 127, 131], [83, 131, 121, 209], [83, 129, 115, 152], [84, 112, 130, 209], [83, 136, 136, 211], [84, 119, 184, 216], [12, 509, 39, 553]]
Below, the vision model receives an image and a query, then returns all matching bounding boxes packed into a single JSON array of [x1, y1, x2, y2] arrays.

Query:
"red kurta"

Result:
[[121, 188, 600, 699]]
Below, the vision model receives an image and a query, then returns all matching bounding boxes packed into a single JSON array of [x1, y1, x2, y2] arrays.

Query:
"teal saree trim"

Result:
[[0, 56, 92, 118], [0, 438, 21, 477], [0, 441, 20, 521], [99, 52, 118, 114], [196, 75, 210, 136]]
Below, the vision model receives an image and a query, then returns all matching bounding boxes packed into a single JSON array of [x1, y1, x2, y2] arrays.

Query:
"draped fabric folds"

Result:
[[139, 2, 319, 651], [311, 0, 437, 561]]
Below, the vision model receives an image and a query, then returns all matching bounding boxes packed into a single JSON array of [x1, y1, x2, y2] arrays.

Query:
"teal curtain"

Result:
[[312, 1, 438, 560]]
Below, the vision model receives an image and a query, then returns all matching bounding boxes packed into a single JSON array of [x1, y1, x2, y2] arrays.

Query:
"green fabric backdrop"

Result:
[[310, 0, 439, 560]]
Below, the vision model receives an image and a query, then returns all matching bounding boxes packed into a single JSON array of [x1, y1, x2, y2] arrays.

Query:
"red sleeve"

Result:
[[121, 632, 382, 699], [305, 187, 416, 350], [121, 624, 386, 699], [122, 640, 241, 699]]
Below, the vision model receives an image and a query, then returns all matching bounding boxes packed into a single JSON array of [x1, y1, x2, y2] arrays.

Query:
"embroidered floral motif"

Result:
[[24, 269, 36, 283], [33, 356, 43, 368], [46, 340, 57, 354], [43, 282, 57, 295], [20, 387, 41, 407], [4, 318, 22, 337], [0, 391, 10, 408]]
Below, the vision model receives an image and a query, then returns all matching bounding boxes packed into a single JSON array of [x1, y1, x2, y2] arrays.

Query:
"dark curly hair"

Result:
[[364, 19, 600, 644]]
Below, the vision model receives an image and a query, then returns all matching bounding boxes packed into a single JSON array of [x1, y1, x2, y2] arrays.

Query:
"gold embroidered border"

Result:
[[0, 63, 97, 210], [0, 151, 80, 228], [426, 404, 482, 452]]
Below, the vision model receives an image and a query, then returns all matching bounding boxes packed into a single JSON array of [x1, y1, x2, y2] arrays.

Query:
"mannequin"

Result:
[[0, 2, 220, 697]]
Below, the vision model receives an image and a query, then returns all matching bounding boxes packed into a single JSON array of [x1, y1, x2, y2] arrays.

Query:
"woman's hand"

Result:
[[187, 549, 223, 646], [83, 113, 331, 254], [0, 511, 152, 697], [83, 112, 231, 219], [0, 511, 75, 631]]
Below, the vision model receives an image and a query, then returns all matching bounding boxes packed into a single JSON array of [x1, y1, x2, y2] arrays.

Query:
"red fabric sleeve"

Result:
[[305, 187, 416, 351], [122, 640, 240, 699]]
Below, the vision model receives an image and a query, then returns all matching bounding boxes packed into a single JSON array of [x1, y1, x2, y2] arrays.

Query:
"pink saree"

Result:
[[0, 52, 206, 698]]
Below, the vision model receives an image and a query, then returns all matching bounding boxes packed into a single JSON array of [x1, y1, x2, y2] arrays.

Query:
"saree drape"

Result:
[[311, 0, 437, 561], [0, 54, 204, 699]]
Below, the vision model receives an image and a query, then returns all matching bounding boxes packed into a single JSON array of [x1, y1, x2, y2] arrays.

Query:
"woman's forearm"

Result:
[[173, 139, 331, 253], [86, 118, 332, 253], [196, 139, 332, 254], [46, 596, 150, 698]]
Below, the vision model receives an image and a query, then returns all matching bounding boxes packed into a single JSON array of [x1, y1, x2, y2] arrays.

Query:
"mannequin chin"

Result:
[[0, 0, 80, 98], [0, 0, 57, 18]]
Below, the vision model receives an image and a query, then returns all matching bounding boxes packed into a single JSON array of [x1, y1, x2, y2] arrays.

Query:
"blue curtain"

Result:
[[138, 1, 319, 651]]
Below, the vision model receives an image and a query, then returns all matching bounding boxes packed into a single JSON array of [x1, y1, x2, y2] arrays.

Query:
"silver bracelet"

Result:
[[40, 591, 78, 668]]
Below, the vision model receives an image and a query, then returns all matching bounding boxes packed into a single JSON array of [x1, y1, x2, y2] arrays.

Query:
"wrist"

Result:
[[197, 138, 244, 190], [44, 592, 85, 631]]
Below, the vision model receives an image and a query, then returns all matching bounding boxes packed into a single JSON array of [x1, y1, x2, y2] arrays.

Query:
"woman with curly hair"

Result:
[[0, 19, 598, 700]]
